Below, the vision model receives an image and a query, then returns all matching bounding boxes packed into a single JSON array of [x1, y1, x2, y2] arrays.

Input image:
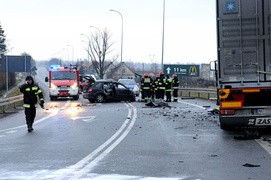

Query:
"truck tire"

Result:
[[73, 94, 79, 100], [95, 94, 105, 103], [50, 96, 56, 101]]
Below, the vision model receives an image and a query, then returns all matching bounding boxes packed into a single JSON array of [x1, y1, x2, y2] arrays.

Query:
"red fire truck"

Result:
[[45, 65, 79, 101]]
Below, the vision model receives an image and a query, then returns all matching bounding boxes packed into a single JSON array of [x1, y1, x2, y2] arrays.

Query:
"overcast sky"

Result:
[[0, 0, 217, 65]]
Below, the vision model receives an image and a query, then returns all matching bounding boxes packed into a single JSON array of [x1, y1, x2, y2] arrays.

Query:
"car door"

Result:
[[114, 83, 131, 99]]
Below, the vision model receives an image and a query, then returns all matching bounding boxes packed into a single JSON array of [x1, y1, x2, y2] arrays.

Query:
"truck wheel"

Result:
[[95, 94, 105, 103], [74, 94, 79, 100]]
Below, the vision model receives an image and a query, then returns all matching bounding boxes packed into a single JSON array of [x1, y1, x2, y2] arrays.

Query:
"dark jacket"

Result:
[[20, 78, 44, 107], [172, 77, 180, 89], [141, 76, 152, 90], [165, 78, 173, 91]]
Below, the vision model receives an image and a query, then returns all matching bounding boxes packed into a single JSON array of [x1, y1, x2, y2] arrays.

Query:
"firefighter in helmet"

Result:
[[19, 75, 44, 132], [141, 73, 152, 102], [165, 75, 173, 102], [148, 74, 154, 99], [154, 74, 160, 100], [157, 71, 166, 100], [172, 74, 180, 102]]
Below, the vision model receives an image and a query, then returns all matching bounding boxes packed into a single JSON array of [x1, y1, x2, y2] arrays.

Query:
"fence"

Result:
[[0, 88, 217, 113], [0, 95, 23, 113], [179, 88, 217, 100]]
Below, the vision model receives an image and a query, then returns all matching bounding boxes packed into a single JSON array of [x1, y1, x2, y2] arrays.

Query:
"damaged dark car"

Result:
[[82, 79, 136, 103]]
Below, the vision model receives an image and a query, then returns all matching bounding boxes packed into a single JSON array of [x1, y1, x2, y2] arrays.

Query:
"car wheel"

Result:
[[95, 94, 105, 103]]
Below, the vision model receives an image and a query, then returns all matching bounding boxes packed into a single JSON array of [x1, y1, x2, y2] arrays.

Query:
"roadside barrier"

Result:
[[179, 88, 217, 100], [0, 95, 23, 113]]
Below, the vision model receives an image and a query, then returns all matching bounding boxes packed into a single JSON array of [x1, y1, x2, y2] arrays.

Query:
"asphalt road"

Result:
[[0, 67, 271, 180]]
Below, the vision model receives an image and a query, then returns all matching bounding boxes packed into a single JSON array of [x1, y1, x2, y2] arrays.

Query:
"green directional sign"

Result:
[[163, 64, 200, 77]]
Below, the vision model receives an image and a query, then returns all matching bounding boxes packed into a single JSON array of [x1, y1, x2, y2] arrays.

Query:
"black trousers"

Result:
[[158, 89, 165, 100], [166, 91, 171, 102], [143, 89, 151, 101], [173, 89, 178, 101], [25, 106, 36, 127]]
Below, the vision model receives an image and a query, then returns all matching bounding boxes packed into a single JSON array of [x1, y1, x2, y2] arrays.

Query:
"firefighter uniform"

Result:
[[19, 76, 44, 132], [153, 74, 160, 100], [172, 74, 180, 102], [141, 73, 152, 102], [157, 72, 166, 100], [165, 75, 172, 102], [149, 74, 154, 99]]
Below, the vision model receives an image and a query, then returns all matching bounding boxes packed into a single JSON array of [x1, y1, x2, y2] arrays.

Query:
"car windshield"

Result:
[[52, 71, 76, 80], [119, 79, 136, 85]]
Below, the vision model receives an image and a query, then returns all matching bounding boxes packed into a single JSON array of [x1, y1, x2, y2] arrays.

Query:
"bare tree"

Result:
[[85, 28, 118, 79]]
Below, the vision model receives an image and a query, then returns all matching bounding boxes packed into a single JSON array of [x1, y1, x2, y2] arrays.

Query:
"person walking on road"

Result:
[[19, 75, 44, 132], [172, 74, 180, 102]]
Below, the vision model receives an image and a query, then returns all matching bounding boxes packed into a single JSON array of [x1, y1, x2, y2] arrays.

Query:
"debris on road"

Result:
[[243, 163, 261, 167], [145, 100, 171, 108], [234, 130, 261, 140], [208, 108, 220, 115]]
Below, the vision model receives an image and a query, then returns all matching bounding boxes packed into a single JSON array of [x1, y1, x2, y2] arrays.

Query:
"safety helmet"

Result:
[[156, 74, 160, 78], [159, 71, 164, 75], [173, 74, 177, 77], [144, 73, 148, 76], [148, 74, 152, 78]]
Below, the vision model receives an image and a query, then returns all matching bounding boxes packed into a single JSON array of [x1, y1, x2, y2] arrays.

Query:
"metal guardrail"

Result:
[[0, 95, 23, 113], [179, 88, 217, 100], [0, 88, 217, 113]]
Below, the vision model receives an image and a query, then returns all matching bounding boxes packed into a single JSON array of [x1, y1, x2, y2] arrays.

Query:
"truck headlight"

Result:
[[71, 83, 77, 89], [51, 83, 57, 89]]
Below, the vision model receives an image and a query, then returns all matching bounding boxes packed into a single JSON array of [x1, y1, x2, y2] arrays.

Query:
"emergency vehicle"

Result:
[[215, 0, 271, 129], [45, 65, 79, 100]]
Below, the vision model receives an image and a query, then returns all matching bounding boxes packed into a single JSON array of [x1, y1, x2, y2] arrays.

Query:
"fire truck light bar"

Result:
[[50, 65, 61, 70]]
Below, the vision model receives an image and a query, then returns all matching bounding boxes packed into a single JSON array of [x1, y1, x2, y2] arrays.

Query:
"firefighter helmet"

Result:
[[144, 73, 148, 76], [159, 71, 164, 75], [148, 74, 152, 78], [173, 74, 177, 77], [156, 74, 160, 78]]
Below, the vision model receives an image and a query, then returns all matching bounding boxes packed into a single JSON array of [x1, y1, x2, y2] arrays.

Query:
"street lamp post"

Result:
[[109, 9, 123, 78], [161, 0, 165, 71]]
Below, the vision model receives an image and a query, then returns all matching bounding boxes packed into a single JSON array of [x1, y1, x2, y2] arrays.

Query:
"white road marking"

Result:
[[71, 103, 137, 179], [5, 131, 17, 134], [178, 100, 206, 110], [42, 103, 137, 179], [71, 115, 96, 122], [255, 139, 271, 155], [179, 99, 271, 157], [0, 101, 70, 133]]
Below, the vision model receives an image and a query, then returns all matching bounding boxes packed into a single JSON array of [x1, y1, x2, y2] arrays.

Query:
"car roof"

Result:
[[95, 79, 117, 83]]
